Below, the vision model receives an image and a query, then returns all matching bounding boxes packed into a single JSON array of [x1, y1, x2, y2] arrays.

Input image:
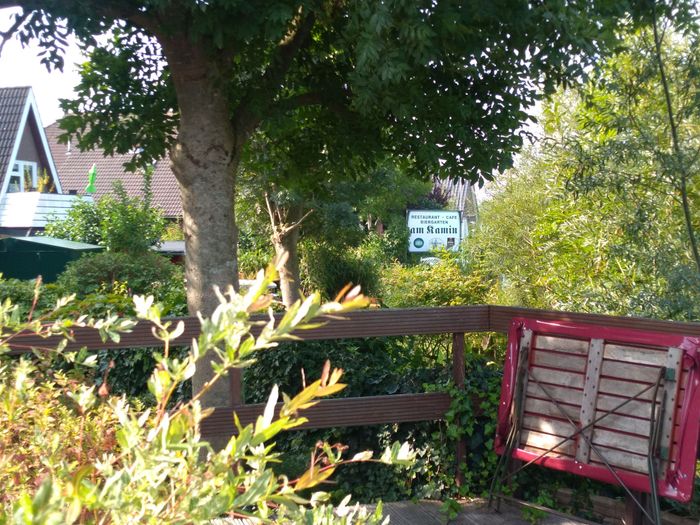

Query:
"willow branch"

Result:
[[652, 0, 700, 274]]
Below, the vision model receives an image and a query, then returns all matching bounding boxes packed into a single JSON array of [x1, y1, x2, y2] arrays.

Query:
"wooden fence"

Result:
[[9, 304, 700, 487]]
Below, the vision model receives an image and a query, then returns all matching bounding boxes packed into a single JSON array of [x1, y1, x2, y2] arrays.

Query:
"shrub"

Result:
[[0, 276, 60, 319], [356, 229, 410, 267], [57, 251, 181, 298], [246, 336, 504, 503], [301, 242, 380, 300], [0, 267, 413, 523], [380, 255, 489, 307], [238, 229, 274, 279], [44, 181, 165, 254]]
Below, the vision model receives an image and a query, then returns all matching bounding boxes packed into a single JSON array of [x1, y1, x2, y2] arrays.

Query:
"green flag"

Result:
[[85, 164, 97, 194]]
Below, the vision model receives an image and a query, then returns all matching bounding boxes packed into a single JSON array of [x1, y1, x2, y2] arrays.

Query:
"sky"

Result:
[[0, 7, 85, 126]]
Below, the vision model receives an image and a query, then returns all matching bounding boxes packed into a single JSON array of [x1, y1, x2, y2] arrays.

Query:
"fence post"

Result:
[[452, 332, 466, 487], [230, 369, 243, 406], [623, 492, 645, 525]]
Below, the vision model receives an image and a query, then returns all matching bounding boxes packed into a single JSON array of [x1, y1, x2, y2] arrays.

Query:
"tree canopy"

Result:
[[467, 6, 700, 320], [0, 0, 656, 405]]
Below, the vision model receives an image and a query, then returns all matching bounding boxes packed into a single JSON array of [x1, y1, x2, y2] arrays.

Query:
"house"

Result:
[[0, 87, 86, 235], [45, 123, 182, 219]]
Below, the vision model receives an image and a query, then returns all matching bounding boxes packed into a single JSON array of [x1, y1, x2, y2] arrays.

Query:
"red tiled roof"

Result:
[[44, 123, 182, 218]]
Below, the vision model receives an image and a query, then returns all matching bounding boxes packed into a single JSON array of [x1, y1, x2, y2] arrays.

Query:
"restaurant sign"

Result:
[[407, 210, 461, 252]]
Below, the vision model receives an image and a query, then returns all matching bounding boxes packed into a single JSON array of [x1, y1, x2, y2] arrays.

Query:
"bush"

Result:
[[0, 276, 60, 319], [44, 181, 165, 254], [356, 229, 410, 266], [238, 229, 274, 279], [0, 268, 413, 523], [380, 254, 489, 307], [301, 242, 381, 300], [246, 336, 503, 503], [57, 251, 181, 299]]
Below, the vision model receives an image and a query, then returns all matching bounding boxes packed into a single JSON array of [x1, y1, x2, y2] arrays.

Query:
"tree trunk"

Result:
[[163, 39, 241, 409], [271, 204, 303, 307]]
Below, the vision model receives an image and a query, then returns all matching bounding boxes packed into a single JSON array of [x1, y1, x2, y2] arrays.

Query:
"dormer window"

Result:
[[7, 161, 38, 192]]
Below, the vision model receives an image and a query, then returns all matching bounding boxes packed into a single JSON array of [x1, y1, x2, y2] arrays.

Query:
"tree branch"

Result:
[[234, 10, 316, 135], [651, 0, 700, 274], [0, 10, 29, 56], [268, 90, 356, 122]]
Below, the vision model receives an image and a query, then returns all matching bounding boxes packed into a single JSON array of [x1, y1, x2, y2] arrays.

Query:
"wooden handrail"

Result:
[[10, 305, 700, 355]]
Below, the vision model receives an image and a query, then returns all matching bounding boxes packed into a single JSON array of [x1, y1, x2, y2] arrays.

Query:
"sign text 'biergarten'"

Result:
[[407, 210, 461, 252]]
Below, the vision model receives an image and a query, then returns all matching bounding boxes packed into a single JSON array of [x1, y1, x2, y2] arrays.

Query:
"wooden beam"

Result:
[[8, 305, 491, 353], [200, 392, 454, 437]]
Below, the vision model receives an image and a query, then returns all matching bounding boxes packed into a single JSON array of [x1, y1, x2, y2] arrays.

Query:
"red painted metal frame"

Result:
[[495, 318, 700, 503]]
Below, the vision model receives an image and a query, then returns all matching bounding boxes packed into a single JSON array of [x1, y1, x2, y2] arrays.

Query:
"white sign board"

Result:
[[407, 210, 461, 252]]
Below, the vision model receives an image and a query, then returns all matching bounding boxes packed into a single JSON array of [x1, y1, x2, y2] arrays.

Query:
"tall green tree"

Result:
[[239, 104, 376, 306], [0, 0, 654, 405], [468, 9, 700, 320], [570, 0, 700, 277]]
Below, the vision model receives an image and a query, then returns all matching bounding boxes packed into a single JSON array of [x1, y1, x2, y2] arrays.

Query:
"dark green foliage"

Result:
[[0, 277, 60, 319], [300, 242, 381, 300], [246, 339, 502, 502], [356, 230, 410, 266], [10, 0, 648, 185], [238, 230, 274, 279], [95, 346, 191, 405], [44, 198, 102, 245], [56, 251, 181, 300], [245, 338, 433, 403]]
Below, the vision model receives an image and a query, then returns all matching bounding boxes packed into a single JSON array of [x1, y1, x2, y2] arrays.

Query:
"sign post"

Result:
[[407, 210, 462, 253]]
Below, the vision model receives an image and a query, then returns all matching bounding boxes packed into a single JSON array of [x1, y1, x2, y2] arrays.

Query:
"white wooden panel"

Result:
[[531, 367, 584, 389], [522, 445, 574, 460], [596, 393, 654, 418], [524, 397, 580, 421], [593, 411, 651, 437], [592, 428, 649, 456], [532, 350, 586, 373], [604, 344, 667, 367], [598, 378, 657, 401], [601, 360, 662, 383], [590, 450, 649, 474], [522, 415, 577, 437], [535, 335, 589, 355], [577, 338, 604, 463], [526, 382, 582, 406], [520, 430, 576, 456], [0, 193, 87, 227]]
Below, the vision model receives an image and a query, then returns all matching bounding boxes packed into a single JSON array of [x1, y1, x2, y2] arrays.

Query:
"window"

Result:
[[7, 161, 38, 192]]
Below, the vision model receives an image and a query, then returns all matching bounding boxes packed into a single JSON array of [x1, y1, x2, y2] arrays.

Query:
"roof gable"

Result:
[[0, 87, 61, 196], [0, 87, 29, 191], [46, 122, 182, 218]]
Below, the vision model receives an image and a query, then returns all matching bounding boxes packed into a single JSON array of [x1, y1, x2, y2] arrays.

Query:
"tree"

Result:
[[467, 12, 700, 321], [568, 0, 700, 276], [0, 0, 652, 405], [240, 107, 429, 306], [239, 103, 378, 306]]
